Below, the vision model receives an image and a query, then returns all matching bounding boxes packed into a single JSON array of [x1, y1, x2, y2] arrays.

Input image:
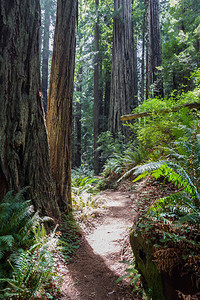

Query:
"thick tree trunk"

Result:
[[46, 0, 77, 212], [108, 0, 136, 136], [41, 0, 51, 114], [0, 0, 60, 219], [94, 0, 100, 175]]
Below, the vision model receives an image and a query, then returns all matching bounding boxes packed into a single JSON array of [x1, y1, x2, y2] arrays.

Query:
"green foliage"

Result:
[[97, 131, 125, 164], [128, 85, 200, 159], [132, 124, 200, 281], [161, 0, 200, 94], [98, 131, 148, 179], [0, 190, 60, 299], [71, 166, 104, 225], [72, 167, 97, 195]]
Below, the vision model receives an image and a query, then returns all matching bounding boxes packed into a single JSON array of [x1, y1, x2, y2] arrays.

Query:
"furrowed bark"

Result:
[[46, 0, 77, 212], [0, 0, 60, 219]]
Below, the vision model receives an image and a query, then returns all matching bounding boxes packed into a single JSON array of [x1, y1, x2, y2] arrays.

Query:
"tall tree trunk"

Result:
[[41, 0, 51, 114], [145, 0, 152, 99], [108, 0, 136, 136], [141, 12, 146, 102], [104, 67, 111, 131], [132, 0, 138, 107], [150, 0, 163, 97], [0, 0, 60, 219], [94, 0, 100, 174], [74, 67, 82, 168], [46, 0, 77, 212], [145, 0, 163, 98]]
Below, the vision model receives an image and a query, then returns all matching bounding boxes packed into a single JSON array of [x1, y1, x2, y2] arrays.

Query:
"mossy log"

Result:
[[130, 228, 200, 300], [121, 102, 200, 121]]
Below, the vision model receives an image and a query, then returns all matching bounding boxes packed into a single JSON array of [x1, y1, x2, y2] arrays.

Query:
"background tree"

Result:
[[162, 0, 200, 95], [0, 0, 60, 218], [72, 0, 113, 169], [94, 0, 100, 174], [40, 0, 57, 113], [46, 0, 78, 211], [108, 0, 137, 136], [145, 0, 163, 98]]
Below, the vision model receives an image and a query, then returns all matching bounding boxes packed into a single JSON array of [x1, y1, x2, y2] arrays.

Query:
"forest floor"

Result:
[[57, 181, 144, 300]]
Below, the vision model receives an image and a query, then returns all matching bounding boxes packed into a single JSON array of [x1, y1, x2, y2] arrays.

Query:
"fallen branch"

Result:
[[121, 102, 200, 121]]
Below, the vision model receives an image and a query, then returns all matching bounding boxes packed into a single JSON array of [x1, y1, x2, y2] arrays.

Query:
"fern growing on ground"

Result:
[[0, 189, 60, 299]]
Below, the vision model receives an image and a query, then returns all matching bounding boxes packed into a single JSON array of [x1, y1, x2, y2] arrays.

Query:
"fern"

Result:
[[133, 161, 200, 207], [0, 189, 60, 299]]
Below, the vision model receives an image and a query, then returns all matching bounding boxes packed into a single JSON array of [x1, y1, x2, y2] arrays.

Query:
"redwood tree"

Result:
[[145, 0, 163, 98], [41, 0, 51, 114], [46, 0, 78, 211], [94, 0, 100, 174], [0, 0, 60, 218], [108, 0, 136, 136]]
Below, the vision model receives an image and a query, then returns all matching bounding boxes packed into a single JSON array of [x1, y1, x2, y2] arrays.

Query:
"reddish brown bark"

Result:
[[46, 0, 77, 212], [108, 0, 136, 136], [0, 0, 60, 219]]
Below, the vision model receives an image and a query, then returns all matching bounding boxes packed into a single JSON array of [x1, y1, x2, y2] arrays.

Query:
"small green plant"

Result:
[[97, 131, 125, 165], [59, 213, 81, 262], [117, 260, 151, 299]]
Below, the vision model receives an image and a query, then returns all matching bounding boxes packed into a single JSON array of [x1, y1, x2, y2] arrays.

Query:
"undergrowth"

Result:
[[71, 166, 105, 228], [59, 213, 82, 262], [130, 122, 200, 297], [0, 189, 61, 299]]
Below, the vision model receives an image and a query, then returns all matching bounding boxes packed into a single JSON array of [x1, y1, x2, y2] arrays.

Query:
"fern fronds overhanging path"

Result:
[[58, 190, 140, 299]]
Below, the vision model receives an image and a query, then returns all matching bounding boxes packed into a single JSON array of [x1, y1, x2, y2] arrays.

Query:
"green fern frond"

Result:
[[178, 212, 200, 224], [133, 160, 200, 207], [0, 235, 14, 248], [133, 161, 166, 176]]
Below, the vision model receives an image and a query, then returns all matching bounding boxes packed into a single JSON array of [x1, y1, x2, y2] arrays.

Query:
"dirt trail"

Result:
[[60, 190, 138, 300]]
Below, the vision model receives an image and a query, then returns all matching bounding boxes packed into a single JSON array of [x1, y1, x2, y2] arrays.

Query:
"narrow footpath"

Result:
[[59, 190, 139, 300]]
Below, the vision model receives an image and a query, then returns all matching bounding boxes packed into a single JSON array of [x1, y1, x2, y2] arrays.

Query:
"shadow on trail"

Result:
[[61, 235, 135, 300]]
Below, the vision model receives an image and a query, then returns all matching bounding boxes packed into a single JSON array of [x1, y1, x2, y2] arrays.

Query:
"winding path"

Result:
[[60, 190, 138, 300]]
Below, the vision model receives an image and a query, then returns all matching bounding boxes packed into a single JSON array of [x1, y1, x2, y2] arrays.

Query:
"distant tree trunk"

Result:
[[141, 12, 146, 102], [108, 0, 136, 136], [41, 0, 51, 114], [150, 0, 163, 97], [145, 0, 163, 98], [104, 67, 111, 131], [74, 67, 82, 168], [46, 0, 77, 212], [196, 37, 200, 68], [94, 0, 100, 174], [0, 0, 60, 219], [132, 0, 138, 106], [145, 0, 152, 99]]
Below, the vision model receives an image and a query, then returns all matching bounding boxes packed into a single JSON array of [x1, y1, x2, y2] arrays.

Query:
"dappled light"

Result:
[[0, 0, 200, 298]]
